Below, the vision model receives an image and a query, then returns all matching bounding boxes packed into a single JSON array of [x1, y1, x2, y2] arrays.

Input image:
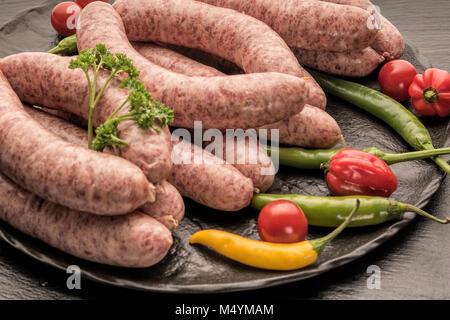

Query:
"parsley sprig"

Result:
[[69, 44, 173, 152]]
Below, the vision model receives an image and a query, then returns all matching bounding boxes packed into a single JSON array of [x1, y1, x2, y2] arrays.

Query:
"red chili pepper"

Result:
[[324, 149, 398, 197], [408, 68, 450, 117]]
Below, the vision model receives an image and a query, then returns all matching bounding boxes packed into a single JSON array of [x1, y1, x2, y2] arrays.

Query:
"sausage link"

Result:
[[203, 134, 275, 193], [169, 139, 254, 211], [24, 106, 184, 231], [0, 71, 154, 215], [197, 0, 378, 52], [140, 180, 185, 231], [78, 2, 310, 128], [320, 0, 405, 60], [259, 105, 342, 148], [0, 172, 172, 268], [111, 0, 325, 109], [132, 42, 224, 77], [292, 47, 384, 77], [0, 52, 173, 184], [134, 42, 340, 149]]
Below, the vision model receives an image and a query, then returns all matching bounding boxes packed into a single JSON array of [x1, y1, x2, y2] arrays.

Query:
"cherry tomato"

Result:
[[75, 0, 109, 9], [51, 2, 82, 36], [378, 60, 418, 102], [257, 200, 308, 243]]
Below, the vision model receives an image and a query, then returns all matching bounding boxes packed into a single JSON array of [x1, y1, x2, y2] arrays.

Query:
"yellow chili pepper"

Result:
[[190, 200, 360, 271]]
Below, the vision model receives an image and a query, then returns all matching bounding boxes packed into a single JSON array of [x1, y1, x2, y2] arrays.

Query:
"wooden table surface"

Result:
[[0, 0, 449, 300]]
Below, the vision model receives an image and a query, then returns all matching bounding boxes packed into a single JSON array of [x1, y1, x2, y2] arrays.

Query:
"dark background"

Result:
[[0, 0, 449, 300]]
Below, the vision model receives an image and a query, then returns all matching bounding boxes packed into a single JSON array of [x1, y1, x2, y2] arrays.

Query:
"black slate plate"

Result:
[[0, 0, 449, 294]]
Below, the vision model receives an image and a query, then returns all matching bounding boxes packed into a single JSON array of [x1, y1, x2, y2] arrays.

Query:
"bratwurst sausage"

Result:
[[77, 2, 310, 128], [132, 42, 224, 77], [133, 42, 340, 148], [0, 52, 173, 184], [292, 47, 384, 77], [0, 70, 154, 215], [169, 139, 254, 211], [0, 172, 172, 268], [24, 106, 184, 231], [196, 0, 378, 52], [132, 42, 341, 148], [320, 0, 405, 60], [111, 0, 325, 109]]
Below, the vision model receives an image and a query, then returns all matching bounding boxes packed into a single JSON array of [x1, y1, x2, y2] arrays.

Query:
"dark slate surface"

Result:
[[0, 0, 449, 299]]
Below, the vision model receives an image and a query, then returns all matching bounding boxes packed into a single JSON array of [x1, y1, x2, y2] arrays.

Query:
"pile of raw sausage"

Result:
[[0, 0, 404, 268]]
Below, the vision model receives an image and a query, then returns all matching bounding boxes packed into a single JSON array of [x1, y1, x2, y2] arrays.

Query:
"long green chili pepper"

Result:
[[251, 194, 450, 227], [48, 34, 78, 55], [309, 70, 450, 174], [266, 146, 450, 170]]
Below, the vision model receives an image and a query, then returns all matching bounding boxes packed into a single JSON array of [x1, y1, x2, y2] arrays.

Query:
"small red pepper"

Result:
[[324, 149, 398, 197], [408, 68, 450, 117]]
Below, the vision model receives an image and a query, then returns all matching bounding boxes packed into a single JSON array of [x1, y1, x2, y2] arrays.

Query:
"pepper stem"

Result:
[[376, 147, 450, 165], [423, 87, 439, 104], [402, 203, 449, 224], [310, 199, 360, 255]]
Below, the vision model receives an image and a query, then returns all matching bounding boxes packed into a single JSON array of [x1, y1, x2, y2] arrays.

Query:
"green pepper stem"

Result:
[[432, 156, 450, 174], [310, 199, 360, 255], [376, 148, 450, 165], [401, 203, 450, 224], [47, 34, 77, 55]]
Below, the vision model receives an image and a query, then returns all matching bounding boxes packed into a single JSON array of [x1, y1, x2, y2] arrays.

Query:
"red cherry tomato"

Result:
[[75, 0, 109, 9], [257, 200, 308, 243], [378, 60, 418, 102], [51, 2, 82, 36]]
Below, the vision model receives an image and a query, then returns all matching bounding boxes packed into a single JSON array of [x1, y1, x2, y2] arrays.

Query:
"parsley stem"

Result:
[[107, 96, 130, 121]]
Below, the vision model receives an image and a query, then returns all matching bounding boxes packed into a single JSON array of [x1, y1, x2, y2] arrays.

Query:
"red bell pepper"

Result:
[[408, 68, 450, 117], [324, 149, 398, 197]]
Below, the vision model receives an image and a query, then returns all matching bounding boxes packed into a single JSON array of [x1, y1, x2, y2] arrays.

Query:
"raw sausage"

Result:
[[111, 0, 326, 109], [0, 52, 173, 184], [292, 47, 384, 77], [320, 0, 405, 60], [0, 70, 154, 215], [24, 106, 184, 231], [0, 172, 172, 268], [133, 42, 341, 149], [140, 180, 185, 231], [132, 42, 224, 77], [202, 134, 275, 193], [259, 105, 342, 148], [169, 139, 254, 211], [77, 2, 310, 128], [196, 0, 378, 51]]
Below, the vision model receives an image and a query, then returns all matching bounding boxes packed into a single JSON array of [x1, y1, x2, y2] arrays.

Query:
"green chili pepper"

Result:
[[309, 70, 450, 174], [266, 146, 450, 170], [251, 194, 449, 227], [48, 34, 78, 55]]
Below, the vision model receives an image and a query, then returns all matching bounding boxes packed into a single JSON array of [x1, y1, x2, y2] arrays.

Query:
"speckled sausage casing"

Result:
[[320, 0, 405, 60], [24, 106, 184, 231], [0, 71, 154, 215], [133, 42, 340, 150], [0, 173, 172, 268], [169, 140, 254, 211], [111, 0, 325, 109], [140, 180, 185, 231], [0, 53, 172, 184], [203, 135, 275, 193], [77, 2, 310, 128], [292, 47, 385, 77], [259, 105, 342, 148], [132, 42, 224, 77], [197, 0, 378, 52]]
